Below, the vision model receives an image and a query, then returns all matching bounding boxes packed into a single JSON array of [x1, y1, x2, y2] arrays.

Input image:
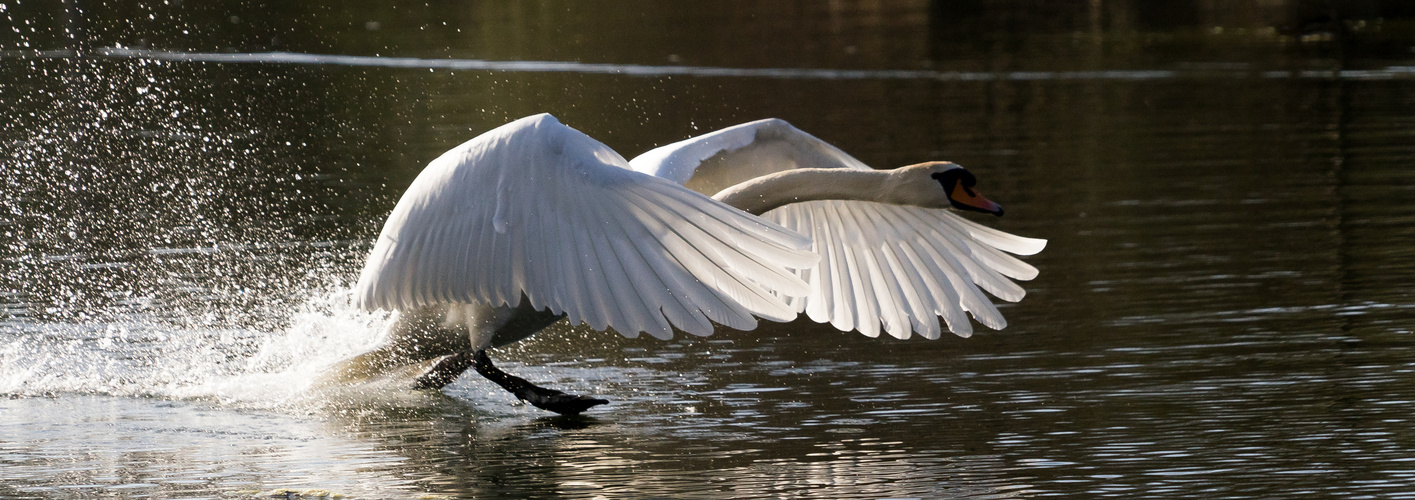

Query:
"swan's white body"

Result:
[[354, 113, 1045, 355]]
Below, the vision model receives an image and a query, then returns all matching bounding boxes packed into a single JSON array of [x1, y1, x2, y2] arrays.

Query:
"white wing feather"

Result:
[[630, 118, 1046, 339], [629, 118, 870, 194], [355, 113, 820, 339], [764, 201, 1044, 339]]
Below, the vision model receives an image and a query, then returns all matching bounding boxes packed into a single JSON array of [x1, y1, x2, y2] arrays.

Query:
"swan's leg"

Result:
[[470, 350, 609, 415], [411, 351, 477, 390], [409, 300, 603, 417], [413, 349, 609, 415], [408, 301, 567, 390]]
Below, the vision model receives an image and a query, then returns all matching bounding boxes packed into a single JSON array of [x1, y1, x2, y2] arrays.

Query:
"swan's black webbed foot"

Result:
[[472, 350, 609, 416]]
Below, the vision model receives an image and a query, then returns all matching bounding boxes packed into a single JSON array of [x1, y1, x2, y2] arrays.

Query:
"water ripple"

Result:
[[7, 48, 1415, 82]]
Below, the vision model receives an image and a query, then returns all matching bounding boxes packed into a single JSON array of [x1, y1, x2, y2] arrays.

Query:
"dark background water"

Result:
[[3, 1, 1415, 498]]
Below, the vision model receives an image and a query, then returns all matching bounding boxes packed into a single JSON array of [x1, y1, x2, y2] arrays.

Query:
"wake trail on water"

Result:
[[0, 286, 396, 409]]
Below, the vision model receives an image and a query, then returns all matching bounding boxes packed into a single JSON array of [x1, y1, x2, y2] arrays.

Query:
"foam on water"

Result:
[[0, 286, 394, 409]]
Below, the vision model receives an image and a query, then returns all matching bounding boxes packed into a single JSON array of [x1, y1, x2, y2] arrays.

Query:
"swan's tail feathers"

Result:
[[763, 200, 1044, 340]]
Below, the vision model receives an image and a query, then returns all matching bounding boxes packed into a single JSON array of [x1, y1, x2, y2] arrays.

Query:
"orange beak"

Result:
[[950, 183, 1004, 216]]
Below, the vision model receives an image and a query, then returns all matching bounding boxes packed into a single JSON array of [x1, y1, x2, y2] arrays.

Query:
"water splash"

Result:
[[0, 47, 393, 413], [0, 285, 392, 408]]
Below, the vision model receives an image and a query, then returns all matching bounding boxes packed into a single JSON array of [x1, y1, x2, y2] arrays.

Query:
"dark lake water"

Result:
[[4, 2, 1415, 498]]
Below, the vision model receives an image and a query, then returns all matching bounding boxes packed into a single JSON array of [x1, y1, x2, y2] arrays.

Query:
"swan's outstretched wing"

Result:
[[629, 118, 871, 195], [630, 118, 1046, 339], [766, 200, 1044, 339], [355, 113, 820, 340]]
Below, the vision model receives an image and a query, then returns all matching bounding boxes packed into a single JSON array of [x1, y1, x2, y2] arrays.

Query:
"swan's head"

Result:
[[886, 161, 1004, 216]]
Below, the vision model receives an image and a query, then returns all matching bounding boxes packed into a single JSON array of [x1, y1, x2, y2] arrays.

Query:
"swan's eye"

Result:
[[932, 169, 1002, 216], [930, 171, 950, 190], [930, 169, 975, 194]]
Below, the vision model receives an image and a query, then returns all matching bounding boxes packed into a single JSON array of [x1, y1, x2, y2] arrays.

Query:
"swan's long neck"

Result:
[[711, 168, 899, 216]]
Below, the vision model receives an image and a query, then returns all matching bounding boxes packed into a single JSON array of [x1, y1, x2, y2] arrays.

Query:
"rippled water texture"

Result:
[[3, 2, 1415, 498]]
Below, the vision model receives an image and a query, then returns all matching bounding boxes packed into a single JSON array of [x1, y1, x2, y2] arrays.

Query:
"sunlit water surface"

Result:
[[4, 2, 1415, 498]]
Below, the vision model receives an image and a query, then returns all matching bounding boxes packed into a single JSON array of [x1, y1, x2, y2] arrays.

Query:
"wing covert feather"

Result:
[[628, 118, 871, 195]]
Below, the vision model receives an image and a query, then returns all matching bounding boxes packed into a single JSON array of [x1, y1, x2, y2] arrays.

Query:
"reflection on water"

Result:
[[4, 1, 1415, 498], [1, 391, 1032, 498]]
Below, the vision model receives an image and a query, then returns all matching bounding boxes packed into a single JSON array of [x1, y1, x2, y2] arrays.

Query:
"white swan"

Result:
[[336, 113, 1046, 414]]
